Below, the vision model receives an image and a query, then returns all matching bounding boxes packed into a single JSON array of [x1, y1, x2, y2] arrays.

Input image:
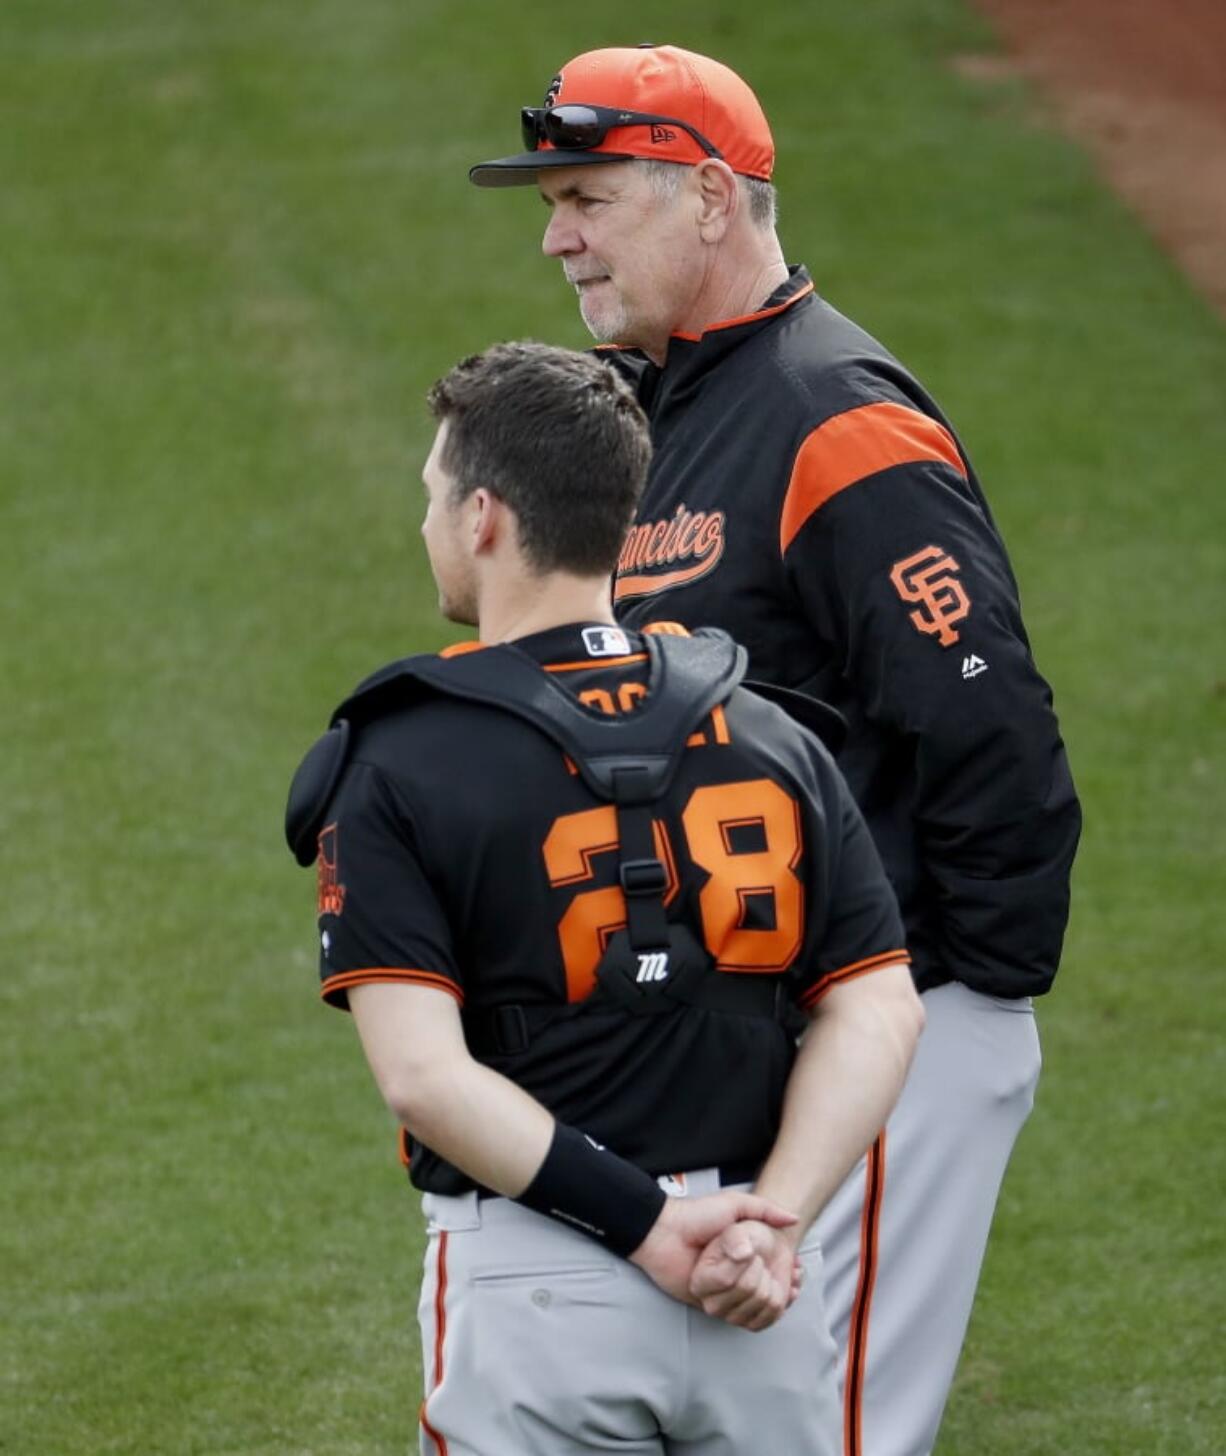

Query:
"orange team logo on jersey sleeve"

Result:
[[888, 545, 970, 647], [613, 503, 726, 601], [317, 823, 346, 916]]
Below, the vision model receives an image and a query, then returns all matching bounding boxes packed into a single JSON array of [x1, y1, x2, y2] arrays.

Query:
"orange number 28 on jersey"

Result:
[[542, 779, 803, 1001]]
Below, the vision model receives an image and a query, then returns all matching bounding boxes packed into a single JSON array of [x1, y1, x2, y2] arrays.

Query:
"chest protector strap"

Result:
[[340, 628, 745, 795]]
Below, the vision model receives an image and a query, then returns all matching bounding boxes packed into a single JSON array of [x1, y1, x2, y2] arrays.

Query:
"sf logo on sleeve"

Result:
[[316, 823, 346, 917], [889, 545, 971, 647]]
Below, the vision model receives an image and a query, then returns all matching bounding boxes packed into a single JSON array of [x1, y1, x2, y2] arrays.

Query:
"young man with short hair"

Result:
[[286, 341, 922, 1454]]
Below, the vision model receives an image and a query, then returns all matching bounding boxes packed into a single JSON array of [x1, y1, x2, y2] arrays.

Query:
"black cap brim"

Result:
[[469, 149, 638, 188]]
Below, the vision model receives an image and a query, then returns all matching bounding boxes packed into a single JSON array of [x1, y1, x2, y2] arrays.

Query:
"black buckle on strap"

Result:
[[620, 858, 668, 897]]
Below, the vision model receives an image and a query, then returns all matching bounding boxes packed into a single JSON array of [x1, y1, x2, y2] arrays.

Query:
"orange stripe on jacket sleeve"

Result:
[[779, 403, 967, 555], [320, 968, 464, 1007]]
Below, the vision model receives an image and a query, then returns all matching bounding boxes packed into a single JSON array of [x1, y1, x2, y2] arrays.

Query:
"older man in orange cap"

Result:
[[472, 42, 1081, 1456]]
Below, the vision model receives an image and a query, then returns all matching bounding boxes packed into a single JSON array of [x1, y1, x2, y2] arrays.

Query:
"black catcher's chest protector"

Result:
[[286, 630, 799, 1033]]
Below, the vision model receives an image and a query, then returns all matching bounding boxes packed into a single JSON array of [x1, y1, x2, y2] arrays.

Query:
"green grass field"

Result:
[[3, 1, 1223, 1451]]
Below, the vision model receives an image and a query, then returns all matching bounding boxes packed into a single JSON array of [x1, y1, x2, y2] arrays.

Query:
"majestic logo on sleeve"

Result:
[[889, 545, 970, 647], [316, 823, 345, 917], [613, 503, 726, 602]]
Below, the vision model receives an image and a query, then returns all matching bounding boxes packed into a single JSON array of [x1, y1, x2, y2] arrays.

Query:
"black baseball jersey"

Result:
[[302, 622, 906, 1197], [604, 268, 1081, 999]]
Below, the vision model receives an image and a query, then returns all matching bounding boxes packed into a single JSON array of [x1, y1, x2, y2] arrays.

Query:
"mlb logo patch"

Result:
[[581, 626, 631, 658]]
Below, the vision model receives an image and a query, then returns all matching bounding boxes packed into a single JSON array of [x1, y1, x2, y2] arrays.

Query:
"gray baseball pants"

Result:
[[417, 1168, 841, 1455], [816, 982, 1042, 1456]]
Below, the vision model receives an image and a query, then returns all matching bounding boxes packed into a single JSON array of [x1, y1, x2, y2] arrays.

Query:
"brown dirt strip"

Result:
[[968, 0, 1226, 318]]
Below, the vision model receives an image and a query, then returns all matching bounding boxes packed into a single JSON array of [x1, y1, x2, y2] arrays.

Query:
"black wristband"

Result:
[[516, 1123, 668, 1258]]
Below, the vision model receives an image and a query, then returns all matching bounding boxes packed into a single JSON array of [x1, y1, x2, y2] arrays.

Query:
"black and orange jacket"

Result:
[[608, 267, 1081, 998]]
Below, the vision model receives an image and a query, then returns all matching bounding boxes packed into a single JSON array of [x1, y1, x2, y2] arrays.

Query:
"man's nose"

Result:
[[542, 209, 579, 257]]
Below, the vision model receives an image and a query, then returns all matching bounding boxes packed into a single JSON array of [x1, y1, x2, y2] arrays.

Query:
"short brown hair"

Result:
[[427, 342, 652, 576]]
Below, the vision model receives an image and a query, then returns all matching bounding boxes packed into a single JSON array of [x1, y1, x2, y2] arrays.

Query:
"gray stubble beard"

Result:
[[577, 290, 630, 347]]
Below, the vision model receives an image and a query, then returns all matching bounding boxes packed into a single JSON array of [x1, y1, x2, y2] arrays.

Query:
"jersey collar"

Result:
[[668, 264, 815, 347], [614, 265, 815, 410], [508, 622, 642, 668]]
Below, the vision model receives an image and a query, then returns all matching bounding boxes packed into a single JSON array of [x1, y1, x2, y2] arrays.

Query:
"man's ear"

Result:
[[470, 487, 503, 555], [692, 160, 739, 243]]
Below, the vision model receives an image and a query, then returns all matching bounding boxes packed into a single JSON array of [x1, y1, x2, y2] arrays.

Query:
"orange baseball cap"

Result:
[[469, 44, 775, 187]]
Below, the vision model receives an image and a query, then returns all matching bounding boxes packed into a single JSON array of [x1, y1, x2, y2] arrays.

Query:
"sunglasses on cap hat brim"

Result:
[[522, 104, 723, 158], [469, 103, 723, 188]]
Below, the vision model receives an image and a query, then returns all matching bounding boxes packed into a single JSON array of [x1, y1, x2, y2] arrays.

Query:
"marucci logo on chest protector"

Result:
[[636, 952, 670, 983], [613, 503, 726, 602], [889, 545, 971, 647]]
